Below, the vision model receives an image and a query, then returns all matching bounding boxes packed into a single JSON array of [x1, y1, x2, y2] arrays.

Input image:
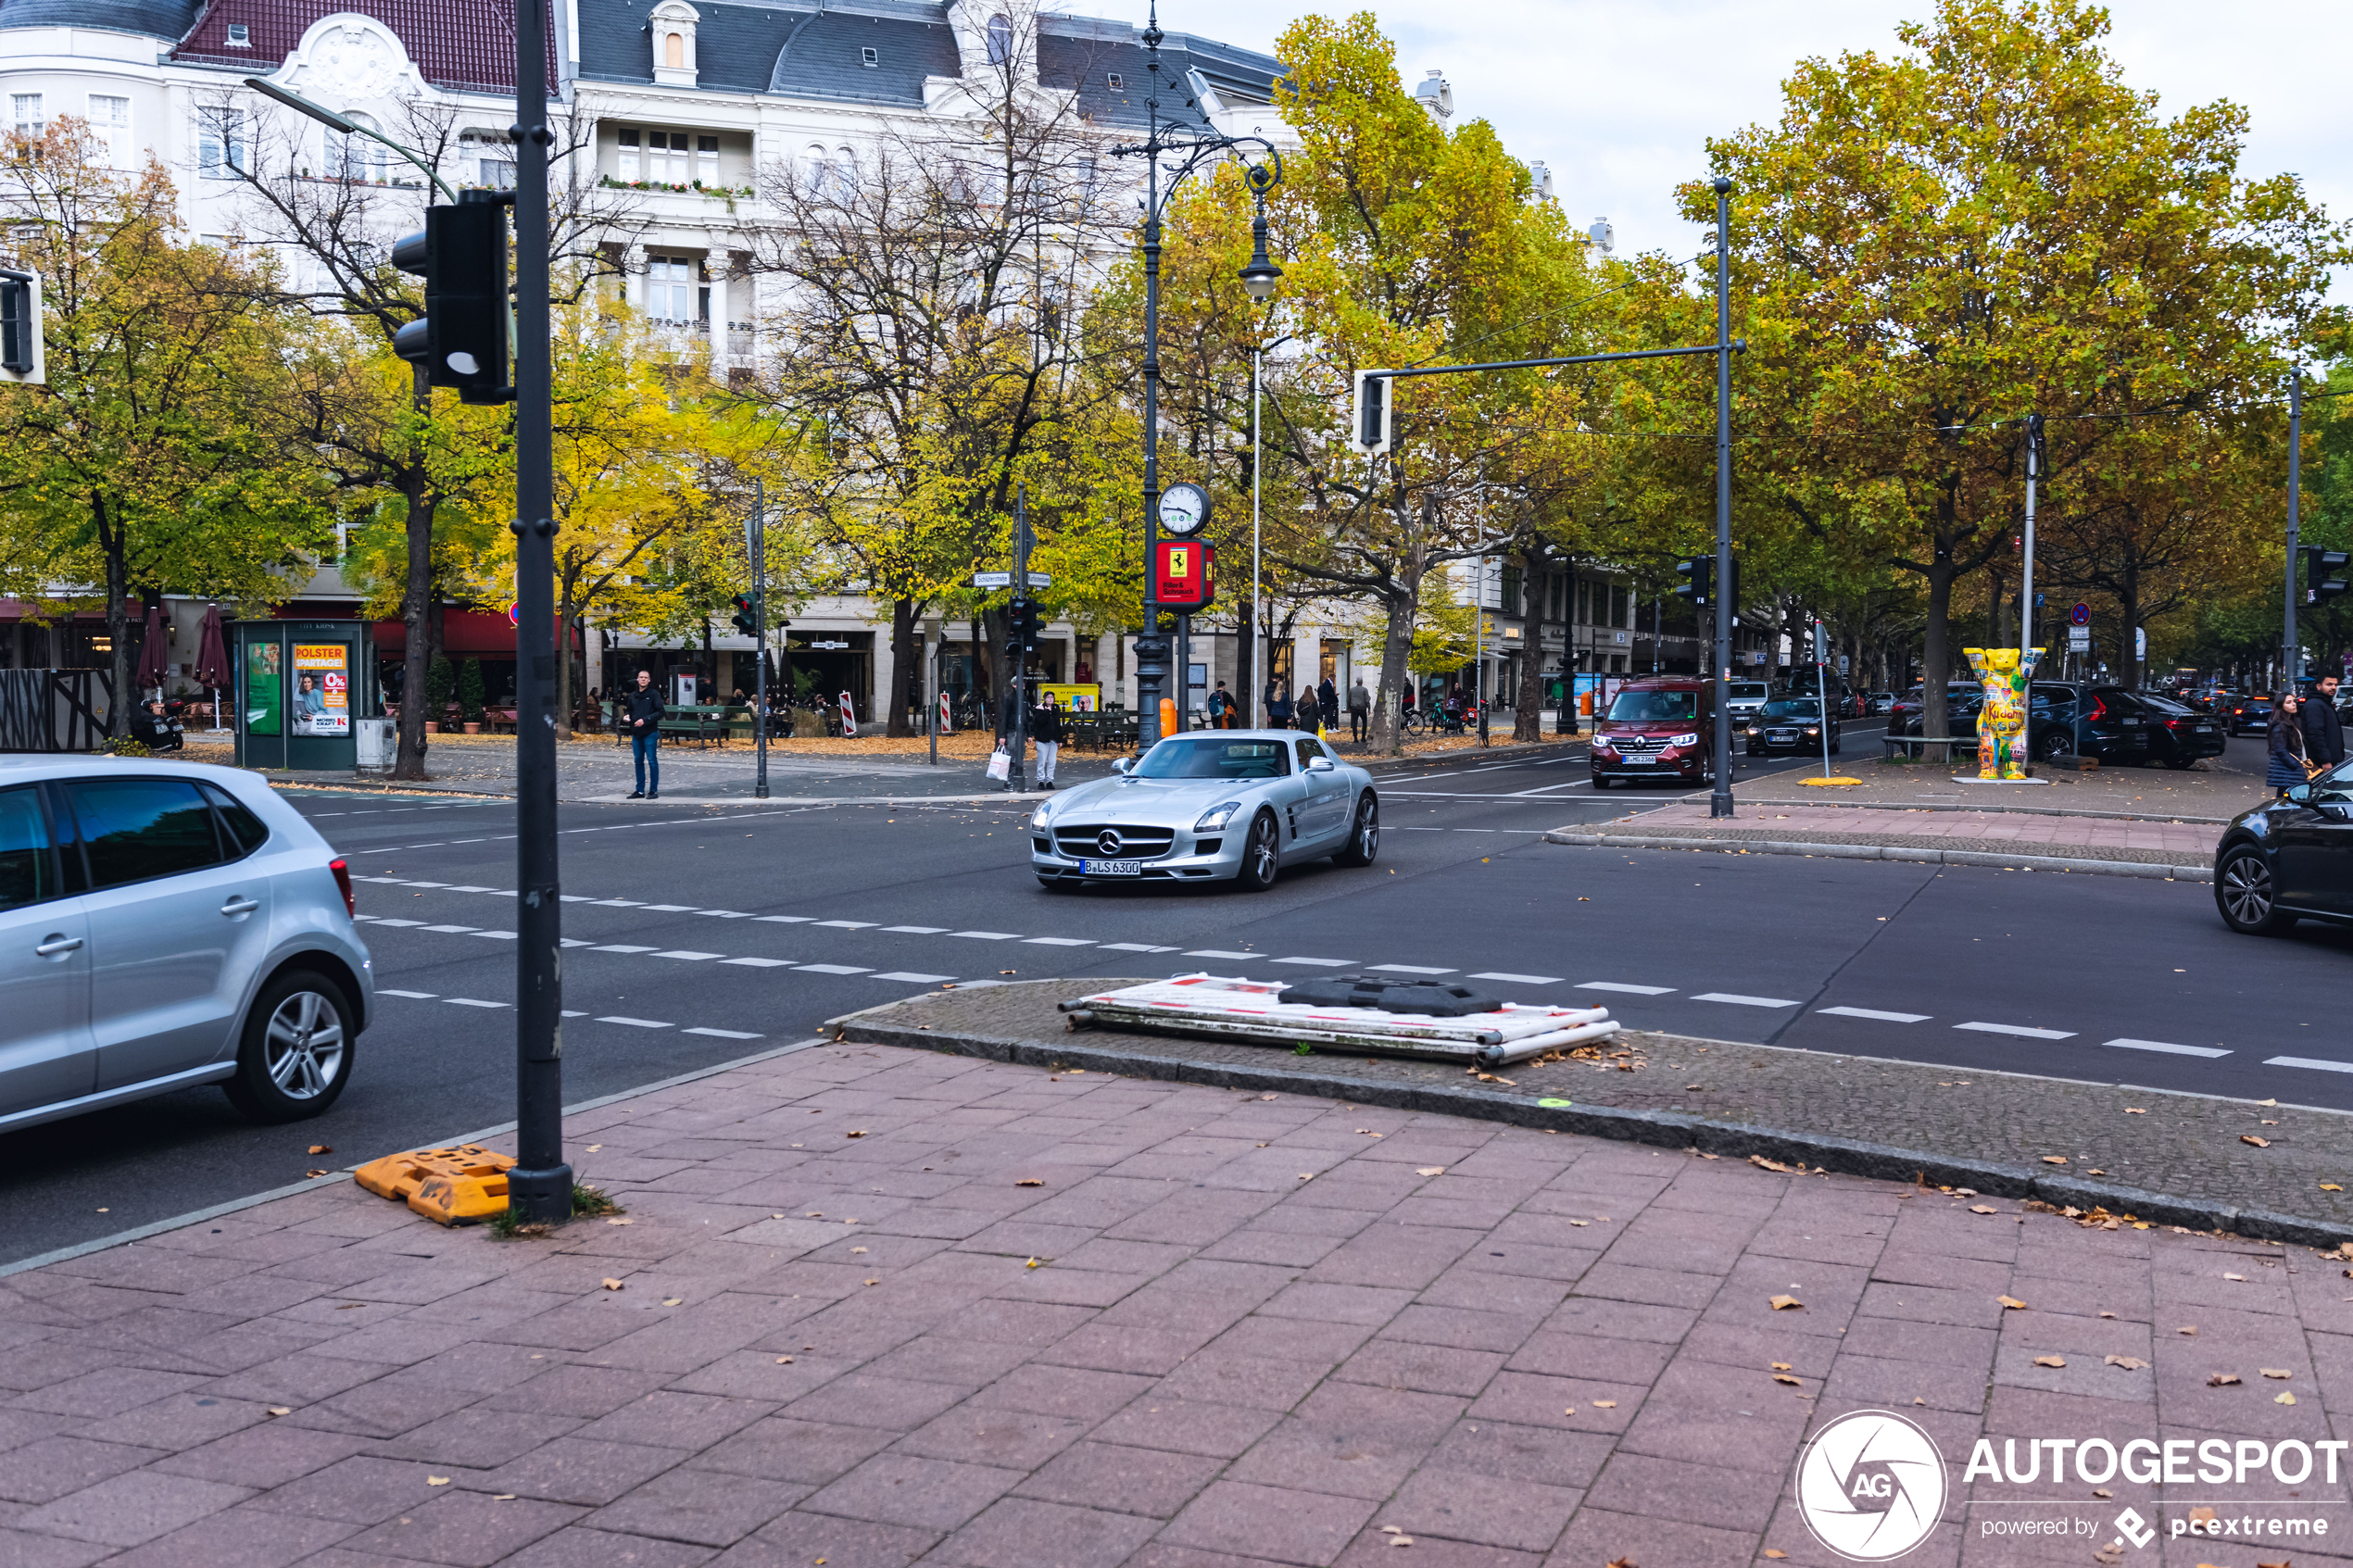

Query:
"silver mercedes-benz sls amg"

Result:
[[1028, 731, 1379, 891]]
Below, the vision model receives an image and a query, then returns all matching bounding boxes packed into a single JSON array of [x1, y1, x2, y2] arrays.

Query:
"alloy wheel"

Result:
[[2219, 853, 2275, 930], [264, 990, 346, 1100]]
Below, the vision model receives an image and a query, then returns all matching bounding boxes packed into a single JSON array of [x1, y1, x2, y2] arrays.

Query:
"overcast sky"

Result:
[[1073, 0, 2348, 295]]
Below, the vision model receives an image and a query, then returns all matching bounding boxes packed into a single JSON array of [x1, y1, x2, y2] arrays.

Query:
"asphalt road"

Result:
[[6, 723, 2336, 1267]]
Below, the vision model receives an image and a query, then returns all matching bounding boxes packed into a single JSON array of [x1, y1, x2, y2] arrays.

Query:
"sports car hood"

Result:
[[1040, 775, 1263, 824]]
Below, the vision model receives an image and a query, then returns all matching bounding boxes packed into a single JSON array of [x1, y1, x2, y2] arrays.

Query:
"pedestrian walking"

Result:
[[1267, 682, 1292, 728], [1205, 680, 1233, 728], [2269, 691, 2313, 796], [1032, 694, 1063, 788], [621, 669, 664, 798], [1347, 675, 1370, 741], [1298, 684, 1320, 734], [1317, 676, 1339, 733], [2302, 674, 2346, 771]]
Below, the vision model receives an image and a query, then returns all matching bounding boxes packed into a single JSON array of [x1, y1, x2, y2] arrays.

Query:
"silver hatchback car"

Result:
[[0, 758, 372, 1133]]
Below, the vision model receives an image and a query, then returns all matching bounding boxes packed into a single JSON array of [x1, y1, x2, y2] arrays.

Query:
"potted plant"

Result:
[[423, 655, 455, 734], [459, 659, 486, 734]]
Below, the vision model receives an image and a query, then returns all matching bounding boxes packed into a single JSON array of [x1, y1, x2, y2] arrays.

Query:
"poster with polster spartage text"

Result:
[[292, 645, 349, 736]]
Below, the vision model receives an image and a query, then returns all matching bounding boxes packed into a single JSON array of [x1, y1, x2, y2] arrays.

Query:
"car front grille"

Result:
[[1764, 729, 1801, 744], [1054, 824, 1178, 859], [1608, 735, 1666, 755]]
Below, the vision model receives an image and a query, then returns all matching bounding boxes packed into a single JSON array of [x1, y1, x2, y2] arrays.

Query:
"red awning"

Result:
[[374, 609, 516, 657]]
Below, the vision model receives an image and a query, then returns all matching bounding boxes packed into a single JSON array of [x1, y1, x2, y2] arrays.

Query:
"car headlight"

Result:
[[1029, 803, 1051, 830], [1194, 801, 1243, 832], [1670, 734, 1700, 748], [1744, 726, 1760, 736], [1804, 726, 1819, 736]]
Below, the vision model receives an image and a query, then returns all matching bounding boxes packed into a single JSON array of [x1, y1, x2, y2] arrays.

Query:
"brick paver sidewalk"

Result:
[[1, 1041, 2343, 1568]]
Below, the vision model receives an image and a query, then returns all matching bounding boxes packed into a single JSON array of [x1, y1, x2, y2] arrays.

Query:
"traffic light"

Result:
[[390, 194, 511, 405], [729, 593, 758, 637], [0, 268, 42, 384], [1352, 370, 1391, 457], [1674, 556, 1712, 607], [2306, 546, 2349, 604], [1006, 598, 1043, 656]]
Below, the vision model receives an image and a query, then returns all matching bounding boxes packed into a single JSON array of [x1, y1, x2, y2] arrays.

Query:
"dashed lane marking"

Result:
[[683, 1027, 762, 1040], [1271, 957, 1354, 967], [873, 972, 956, 984], [1818, 1006, 1932, 1023], [1368, 963, 1455, 975], [797, 964, 873, 975], [597, 1016, 673, 1029], [1187, 949, 1258, 960], [1955, 1021, 2075, 1040], [1692, 993, 1799, 1008], [1576, 981, 1673, 996], [2267, 1056, 2353, 1073], [2107, 1038, 2231, 1059], [1470, 972, 1564, 985]]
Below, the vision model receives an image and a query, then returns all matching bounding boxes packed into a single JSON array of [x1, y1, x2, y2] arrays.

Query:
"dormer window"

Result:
[[861, 45, 878, 67], [1106, 71, 1123, 90], [985, 13, 1012, 65], [648, 0, 700, 85], [225, 22, 249, 44]]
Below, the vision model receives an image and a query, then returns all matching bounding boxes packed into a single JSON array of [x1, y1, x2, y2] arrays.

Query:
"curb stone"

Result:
[[822, 998, 2350, 1251], [1738, 797, 2237, 825], [1543, 828, 2214, 882]]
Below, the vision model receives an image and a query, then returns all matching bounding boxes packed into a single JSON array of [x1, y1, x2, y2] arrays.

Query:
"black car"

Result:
[[2134, 692, 2227, 769], [1900, 683, 2149, 764], [2223, 694, 2275, 736], [2214, 764, 2353, 935], [1892, 684, 1981, 735], [1744, 696, 1841, 756]]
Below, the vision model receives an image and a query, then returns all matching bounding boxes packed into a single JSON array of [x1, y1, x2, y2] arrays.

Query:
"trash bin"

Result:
[[355, 716, 394, 772]]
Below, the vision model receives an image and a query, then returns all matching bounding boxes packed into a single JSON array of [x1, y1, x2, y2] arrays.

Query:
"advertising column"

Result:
[[292, 644, 351, 736]]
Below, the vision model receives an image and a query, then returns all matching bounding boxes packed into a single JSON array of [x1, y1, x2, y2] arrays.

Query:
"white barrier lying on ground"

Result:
[[1057, 973, 1620, 1067]]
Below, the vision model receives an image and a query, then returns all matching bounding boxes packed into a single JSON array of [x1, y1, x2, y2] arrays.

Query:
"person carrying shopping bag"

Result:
[[1032, 694, 1063, 788]]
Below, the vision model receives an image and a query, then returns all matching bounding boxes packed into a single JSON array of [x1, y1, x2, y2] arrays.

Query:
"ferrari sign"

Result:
[[1151, 539, 1214, 609]]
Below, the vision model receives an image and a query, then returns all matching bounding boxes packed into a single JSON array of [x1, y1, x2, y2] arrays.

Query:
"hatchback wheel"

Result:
[[2034, 729, 2070, 762], [1238, 811, 1280, 891], [2215, 848, 2296, 936], [1332, 792, 1380, 867], [224, 970, 356, 1123]]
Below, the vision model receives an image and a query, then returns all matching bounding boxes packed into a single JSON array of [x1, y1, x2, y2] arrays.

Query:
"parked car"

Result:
[[1867, 692, 1895, 716], [2222, 694, 2274, 736], [1029, 732, 1378, 891], [1590, 677, 1715, 789], [0, 759, 371, 1135], [2214, 762, 2353, 935], [2134, 692, 2228, 769], [1900, 683, 2151, 764], [1744, 696, 1841, 757], [1891, 684, 1982, 735]]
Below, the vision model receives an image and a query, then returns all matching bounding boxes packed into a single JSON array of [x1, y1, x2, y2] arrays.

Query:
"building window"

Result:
[[861, 45, 878, 66], [11, 94, 42, 138], [985, 13, 1012, 65], [698, 134, 719, 185], [333, 110, 387, 183], [87, 94, 132, 166], [616, 127, 638, 181], [645, 255, 707, 325], [617, 127, 712, 186], [225, 21, 249, 44], [1106, 72, 1123, 90], [197, 107, 245, 177], [663, 31, 685, 69]]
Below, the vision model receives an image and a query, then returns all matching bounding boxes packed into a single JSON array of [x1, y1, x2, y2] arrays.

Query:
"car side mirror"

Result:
[[2284, 783, 2313, 805], [1112, 757, 1131, 775], [1307, 756, 1336, 772]]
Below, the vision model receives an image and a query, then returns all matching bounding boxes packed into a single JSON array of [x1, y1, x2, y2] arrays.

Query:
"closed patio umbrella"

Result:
[[194, 603, 230, 732], [134, 602, 170, 696]]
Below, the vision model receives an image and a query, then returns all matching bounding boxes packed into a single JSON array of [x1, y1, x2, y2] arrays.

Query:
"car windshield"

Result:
[[1725, 684, 1768, 701], [1607, 691, 1698, 721], [1761, 699, 1820, 719], [1132, 739, 1290, 780]]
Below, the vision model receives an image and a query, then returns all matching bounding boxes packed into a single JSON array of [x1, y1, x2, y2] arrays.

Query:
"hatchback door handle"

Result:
[[35, 935, 82, 957], [220, 897, 260, 917]]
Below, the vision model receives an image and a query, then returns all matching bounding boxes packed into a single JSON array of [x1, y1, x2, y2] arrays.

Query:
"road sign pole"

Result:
[[1010, 485, 1028, 795], [752, 480, 768, 800], [2286, 370, 2302, 690], [1710, 177, 1736, 820]]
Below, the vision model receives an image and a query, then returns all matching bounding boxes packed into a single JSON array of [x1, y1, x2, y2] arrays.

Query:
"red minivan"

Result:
[[1590, 676, 1715, 789]]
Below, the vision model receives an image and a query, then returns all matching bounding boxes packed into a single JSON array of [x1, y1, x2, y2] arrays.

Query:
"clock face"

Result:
[[1158, 483, 1209, 536]]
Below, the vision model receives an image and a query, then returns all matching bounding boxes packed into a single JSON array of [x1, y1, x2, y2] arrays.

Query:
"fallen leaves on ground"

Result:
[[1014, 1178, 1043, 1187], [1568, 1219, 1590, 1227], [2124, 1108, 2146, 1115], [661, 1298, 683, 1306], [306, 1169, 330, 1179], [775, 1356, 793, 1364], [846, 1130, 868, 1138], [1773, 1374, 1802, 1386], [1025, 1258, 1040, 1269], [1771, 1361, 1792, 1371], [1769, 1295, 1803, 1311], [1969, 1205, 1998, 1215], [1750, 1154, 1800, 1173], [2262, 1368, 2294, 1379], [2224, 1273, 2248, 1282], [2042, 1155, 2069, 1165], [1764, 1553, 1788, 1562], [2244, 1135, 2271, 1148], [308, 1144, 332, 1155], [1592, 1399, 1617, 1409], [266, 1407, 290, 1417], [1416, 1166, 1445, 1177], [2208, 1373, 2241, 1386], [601, 1279, 624, 1291], [606, 1216, 632, 1225], [427, 1476, 450, 1486], [1998, 1296, 2029, 1311], [2105, 1356, 2147, 1370], [2032, 1356, 2067, 1368], [2277, 1390, 2298, 1404], [2323, 1184, 2345, 1192]]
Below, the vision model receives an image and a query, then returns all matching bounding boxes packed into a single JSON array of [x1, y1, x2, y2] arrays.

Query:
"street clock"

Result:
[[1157, 482, 1210, 537]]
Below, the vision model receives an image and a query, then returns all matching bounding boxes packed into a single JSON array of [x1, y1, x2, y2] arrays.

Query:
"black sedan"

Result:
[[2223, 694, 2275, 736], [2215, 765, 2353, 935], [1744, 697, 1841, 756], [2135, 693, 2228, 769]]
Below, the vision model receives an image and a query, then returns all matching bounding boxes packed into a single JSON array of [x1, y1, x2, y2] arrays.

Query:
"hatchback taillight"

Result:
[[2082, 697, 2108, 723], [329, 857, 355, 918]]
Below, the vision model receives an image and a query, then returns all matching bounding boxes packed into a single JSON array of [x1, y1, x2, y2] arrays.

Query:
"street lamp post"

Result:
[[1708, 176, 1737, 821], [1111, 4, 1282, 749]]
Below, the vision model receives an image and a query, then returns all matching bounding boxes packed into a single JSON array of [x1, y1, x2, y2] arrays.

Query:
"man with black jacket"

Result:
[[2304, 674, 2347, 772], [1032, 695, 1063, 788], [621, 669, 664, 798]]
